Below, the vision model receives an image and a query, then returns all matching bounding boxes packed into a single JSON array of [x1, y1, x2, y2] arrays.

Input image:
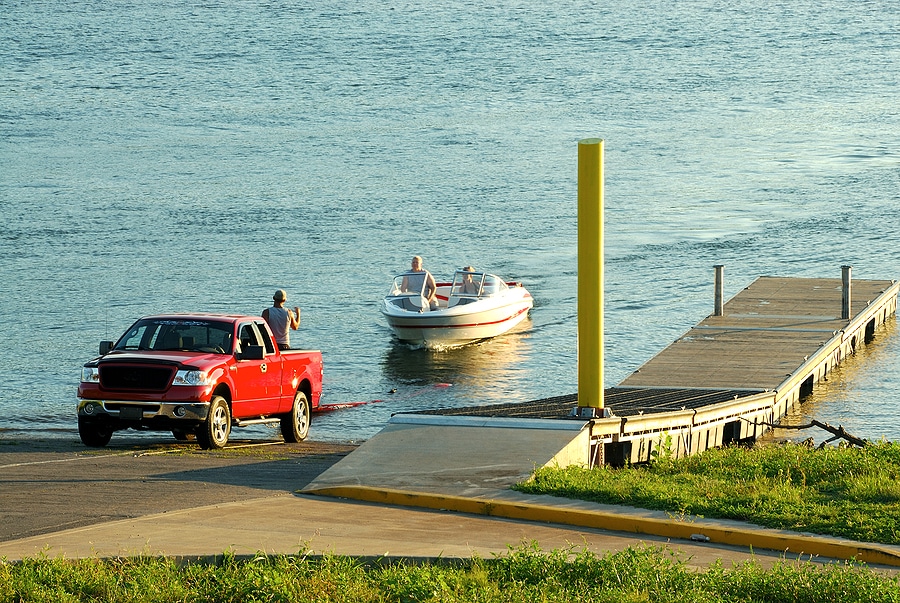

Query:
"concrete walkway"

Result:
[[2, 485, 900, 573], [0, 490, 747, 566], [3, 480, 900, 572], [2, 438, 899, 573]]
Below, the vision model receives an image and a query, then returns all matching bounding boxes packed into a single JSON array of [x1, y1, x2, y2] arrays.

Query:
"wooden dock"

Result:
[[620, 276, 896, 391], [597, 275, 899, 464], [417, 274, 900, 466]]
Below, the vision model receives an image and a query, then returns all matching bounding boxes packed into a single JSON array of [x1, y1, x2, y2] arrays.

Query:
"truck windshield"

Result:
[[115, 319, 234, 354]]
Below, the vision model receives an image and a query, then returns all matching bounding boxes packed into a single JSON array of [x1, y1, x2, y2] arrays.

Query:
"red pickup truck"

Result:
[[77, 313, 323, 449]]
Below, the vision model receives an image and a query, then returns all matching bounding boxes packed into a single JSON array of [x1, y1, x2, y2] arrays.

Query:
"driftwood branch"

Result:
[[752, 419, 868, 448]]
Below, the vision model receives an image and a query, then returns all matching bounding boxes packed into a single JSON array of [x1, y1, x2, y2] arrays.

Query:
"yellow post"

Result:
[[577, 138, 604, 413]]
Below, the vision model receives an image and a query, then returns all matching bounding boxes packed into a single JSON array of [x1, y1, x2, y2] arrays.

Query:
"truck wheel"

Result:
[[198, 396, 231, 449], [79, 417, 113, 448], [281, 390, 311, 442]]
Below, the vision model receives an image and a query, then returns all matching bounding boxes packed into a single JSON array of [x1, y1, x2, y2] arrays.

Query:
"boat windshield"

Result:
[[449, 270, 485, 297], [481, 274, 507, 296], [388, 272, 428, 297]]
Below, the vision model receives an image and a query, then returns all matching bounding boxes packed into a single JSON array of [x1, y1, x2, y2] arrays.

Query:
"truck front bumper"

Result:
[[78, 399, 211, 422]]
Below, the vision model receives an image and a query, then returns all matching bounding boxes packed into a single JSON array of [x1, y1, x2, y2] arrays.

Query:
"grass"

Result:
[[515, 441, 900, 545], [2, 544, 900, 603]]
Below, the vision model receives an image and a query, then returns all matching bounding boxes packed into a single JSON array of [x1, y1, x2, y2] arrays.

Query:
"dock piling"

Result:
[[842, 265, 852, 320], [714, 265, 724, 316]]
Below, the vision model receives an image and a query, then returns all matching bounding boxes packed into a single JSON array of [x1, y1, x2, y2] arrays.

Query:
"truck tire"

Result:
[[197, 396, 231, 449], [79, 417, 113, 448], [281, 390, 311, 442]]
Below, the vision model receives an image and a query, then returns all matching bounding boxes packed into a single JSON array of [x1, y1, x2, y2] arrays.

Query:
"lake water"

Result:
[[2, 0, 899, 446]]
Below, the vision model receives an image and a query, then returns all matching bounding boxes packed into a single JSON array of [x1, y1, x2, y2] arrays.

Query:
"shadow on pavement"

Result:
[[0, 437, 355, 541]]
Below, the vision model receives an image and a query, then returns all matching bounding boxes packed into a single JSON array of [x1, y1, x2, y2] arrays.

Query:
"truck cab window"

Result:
[[238, 324, 259, 352], [255, 321, 276, 354], [117, 325, 150, 350]]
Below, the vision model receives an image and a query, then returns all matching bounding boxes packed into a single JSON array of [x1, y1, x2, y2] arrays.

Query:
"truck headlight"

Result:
[[172, 369, 212, 386], [81, 367, 100, 383]]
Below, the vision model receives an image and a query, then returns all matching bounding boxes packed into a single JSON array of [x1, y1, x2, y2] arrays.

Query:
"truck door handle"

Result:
[[260, 363, 267, 373]]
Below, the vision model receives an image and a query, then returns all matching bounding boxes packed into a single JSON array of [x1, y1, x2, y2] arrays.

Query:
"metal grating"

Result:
[[407, 387, 765, 420]]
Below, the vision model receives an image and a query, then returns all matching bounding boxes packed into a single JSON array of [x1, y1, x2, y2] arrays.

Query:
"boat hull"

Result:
[[382, 293, 533, 349]]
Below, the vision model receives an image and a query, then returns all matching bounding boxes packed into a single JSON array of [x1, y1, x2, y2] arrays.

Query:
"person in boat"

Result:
[[262, 289, 301, 350], [401, 255, 437, 310], [460, 266, 480, 295]]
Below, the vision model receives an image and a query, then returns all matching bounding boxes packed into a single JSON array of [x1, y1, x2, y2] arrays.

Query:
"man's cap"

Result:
[[273, 289, 287, 301]]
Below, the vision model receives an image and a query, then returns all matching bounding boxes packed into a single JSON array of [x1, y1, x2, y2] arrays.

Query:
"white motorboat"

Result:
[[381, 268, 533, 349]]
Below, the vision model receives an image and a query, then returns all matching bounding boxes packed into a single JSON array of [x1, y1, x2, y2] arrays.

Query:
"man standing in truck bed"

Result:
[[262, 289, 301, 350]]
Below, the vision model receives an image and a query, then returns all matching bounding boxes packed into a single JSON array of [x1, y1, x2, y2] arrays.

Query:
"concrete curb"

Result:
[[306, 485, 900, 568]]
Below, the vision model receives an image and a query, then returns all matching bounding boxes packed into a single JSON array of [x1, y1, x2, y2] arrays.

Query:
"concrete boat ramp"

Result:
[[304, 273, 900, 563]]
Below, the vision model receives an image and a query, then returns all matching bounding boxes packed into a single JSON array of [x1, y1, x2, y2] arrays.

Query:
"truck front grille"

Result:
[[100, 365, 174, 391]]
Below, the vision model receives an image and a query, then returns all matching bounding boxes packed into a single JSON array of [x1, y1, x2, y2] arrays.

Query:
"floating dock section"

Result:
[[606, 275, 899, 464], [307, 274, 898, 497]]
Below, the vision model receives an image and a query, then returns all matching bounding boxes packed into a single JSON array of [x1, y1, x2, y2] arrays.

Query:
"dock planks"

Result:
[[619, 277, 897, 391]]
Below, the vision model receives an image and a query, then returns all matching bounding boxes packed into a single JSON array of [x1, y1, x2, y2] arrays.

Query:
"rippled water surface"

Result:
[[2, 0, 899, 445]]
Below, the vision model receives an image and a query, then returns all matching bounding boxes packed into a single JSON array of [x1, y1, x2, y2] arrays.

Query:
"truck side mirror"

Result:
[[99, 341, 114, 355], [240, 345, 265, 361]]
